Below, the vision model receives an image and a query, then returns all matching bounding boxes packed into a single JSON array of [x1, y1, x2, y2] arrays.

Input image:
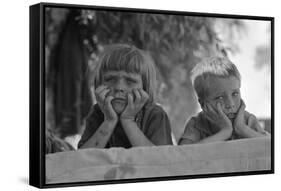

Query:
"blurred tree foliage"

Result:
[[45, 7, 243, 141]]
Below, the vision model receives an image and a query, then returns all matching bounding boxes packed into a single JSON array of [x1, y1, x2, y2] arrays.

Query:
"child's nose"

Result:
[[114, 80, 126, 93], [225, 97, 235, 109]]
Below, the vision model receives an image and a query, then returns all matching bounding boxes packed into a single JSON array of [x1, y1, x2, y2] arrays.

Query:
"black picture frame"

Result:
[[30, 2, 274, 188]]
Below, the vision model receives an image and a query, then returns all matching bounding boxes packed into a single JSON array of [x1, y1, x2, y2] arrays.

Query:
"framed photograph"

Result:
[[29, 2, 274, 188]]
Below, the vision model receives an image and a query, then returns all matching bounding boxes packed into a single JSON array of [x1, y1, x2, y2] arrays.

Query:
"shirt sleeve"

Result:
[[78, 106, 103, 148], [144, 106, 173, 146], [247, 114, 270, 136], [178, 118, 201, 145]]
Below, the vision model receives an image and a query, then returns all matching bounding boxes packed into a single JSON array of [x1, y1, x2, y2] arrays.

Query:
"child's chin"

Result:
[[112, 103, 126, 114]]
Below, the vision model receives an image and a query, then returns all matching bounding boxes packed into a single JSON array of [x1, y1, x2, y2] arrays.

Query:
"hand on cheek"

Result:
[[120, 89, 149, 121], [94, 85, 118, 123], [234, 99, 247, 135], [204, 101, 232, 131]]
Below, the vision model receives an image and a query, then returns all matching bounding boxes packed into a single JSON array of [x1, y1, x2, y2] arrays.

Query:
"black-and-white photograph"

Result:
[[30, 2, 273, 188]]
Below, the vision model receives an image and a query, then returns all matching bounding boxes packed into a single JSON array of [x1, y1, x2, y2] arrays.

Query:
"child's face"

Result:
[[102, 70, 143, 114], [202, 76, 241, 120]]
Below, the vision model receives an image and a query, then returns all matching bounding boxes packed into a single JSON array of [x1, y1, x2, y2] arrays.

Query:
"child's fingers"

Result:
[[100, 88, 110, 99], [95, 85, 108, 95], [216, 102, 230, 122], [233, 100, 246, 128], [104, 96, 117, 117], [133, 89, 141, 103], [216, 102, 225, 115], [236, 99, 246, 117], [139, 89, 149, 103], [127, 93, 134, 106], [203, 103, 211, 116], [104, 95, 114, 108], [206, 102, 218, 116], [240, 99, 246, 111], [96, 88, 110, 104], [248, 115, 255, 127], [204, 104, 216, 121]]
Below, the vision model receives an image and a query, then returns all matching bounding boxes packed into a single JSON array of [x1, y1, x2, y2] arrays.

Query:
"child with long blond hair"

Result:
[[78, 44, 173, 148]]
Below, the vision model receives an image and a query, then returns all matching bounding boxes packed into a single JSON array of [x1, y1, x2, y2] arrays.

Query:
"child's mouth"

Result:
[[112, 98, 126, 104], [226, 113, 236, 119], [111, 98, 127, 114]]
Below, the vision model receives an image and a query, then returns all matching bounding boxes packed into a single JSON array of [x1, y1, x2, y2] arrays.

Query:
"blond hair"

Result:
[[191, 56, 241, 99], [90, 44, 156, 103]]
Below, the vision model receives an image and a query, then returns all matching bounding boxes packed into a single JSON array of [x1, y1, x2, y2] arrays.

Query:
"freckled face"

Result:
[[203, 76, 241, 119], [102, 70, 143, 114]]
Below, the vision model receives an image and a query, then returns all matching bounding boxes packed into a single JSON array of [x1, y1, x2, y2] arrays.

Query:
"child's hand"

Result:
[[233, 100, 247, 135], [120, 89, 149, 121], [93, 85, 118, 123], [203, 102, 233, 132]]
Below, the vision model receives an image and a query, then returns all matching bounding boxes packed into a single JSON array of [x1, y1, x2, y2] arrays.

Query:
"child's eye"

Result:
[[233, 92, 239, 97], [215, 96, 224, 101], [127, 79, 137, 85]]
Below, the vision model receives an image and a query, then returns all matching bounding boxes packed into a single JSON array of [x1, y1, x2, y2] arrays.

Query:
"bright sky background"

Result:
[[218, 20, 271, 118]]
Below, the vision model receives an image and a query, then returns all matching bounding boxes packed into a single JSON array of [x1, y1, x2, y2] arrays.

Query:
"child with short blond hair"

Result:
[[79, 44, 172, 148], [179, 57, 269, 145]]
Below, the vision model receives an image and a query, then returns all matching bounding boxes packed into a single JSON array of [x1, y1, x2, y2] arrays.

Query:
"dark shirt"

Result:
[[78, 103, 173, 148]]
